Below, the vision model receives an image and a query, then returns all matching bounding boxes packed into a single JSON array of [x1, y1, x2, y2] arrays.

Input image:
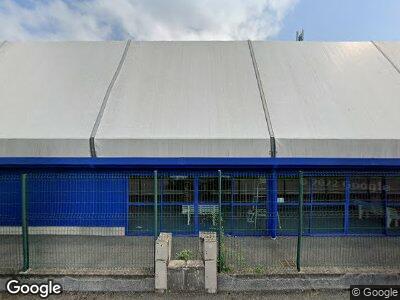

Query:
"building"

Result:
[[1, 40, 400, 239]]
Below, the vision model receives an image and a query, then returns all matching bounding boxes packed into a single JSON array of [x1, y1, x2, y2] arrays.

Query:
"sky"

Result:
[[0, 0, 399, 41]]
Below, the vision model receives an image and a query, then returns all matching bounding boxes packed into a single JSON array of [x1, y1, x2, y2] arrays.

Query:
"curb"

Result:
[[218, 273, 400, 292], [1, 273, 399, 293]]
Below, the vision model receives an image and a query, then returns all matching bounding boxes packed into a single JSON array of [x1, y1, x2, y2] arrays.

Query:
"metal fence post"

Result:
[[153, 170, 158, 273], [154, 170, 158, 238], [21, 173, 29, 272], [194, 176, 199, 234], [218, 170, 222, 272], [344, 175, 350, 234], [296, 171, 304, 272], [382, 176, 388, 235]]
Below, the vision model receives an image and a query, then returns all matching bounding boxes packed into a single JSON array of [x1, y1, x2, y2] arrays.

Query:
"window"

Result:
[[233, 177, 266, 203], [387, 177, 400, 202], [350, 177, 383, 202], [162, 176, 193, 203], [199, 177, 231, 203], [278, 177, 302, 203], [129, 176, 154, 203], [311, 177, 345, 202]]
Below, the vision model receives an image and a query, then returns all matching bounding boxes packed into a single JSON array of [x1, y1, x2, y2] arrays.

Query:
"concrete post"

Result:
[[159, 232, 172, 260], [200, 232, 217, 293], [155, 233, 172, 293]]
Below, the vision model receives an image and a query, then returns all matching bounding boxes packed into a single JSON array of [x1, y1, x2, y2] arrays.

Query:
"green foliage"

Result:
[[216, 218, 233, 273], [176, 249, 194, 261], [218, 245, 233, 273], [253, 266, 264, 274]]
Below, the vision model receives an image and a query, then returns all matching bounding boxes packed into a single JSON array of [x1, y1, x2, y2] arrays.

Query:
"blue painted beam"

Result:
[[1, 157, 400, 169]]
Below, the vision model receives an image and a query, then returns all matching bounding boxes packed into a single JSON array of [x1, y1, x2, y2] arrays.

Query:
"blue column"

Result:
[[268, 170, 278, 238], [309, 177, 314, 234], [159, 177, 163, 233], [344, 175, 350, 234], [125, 178, 129, 236], [194, 176, 199, 234]]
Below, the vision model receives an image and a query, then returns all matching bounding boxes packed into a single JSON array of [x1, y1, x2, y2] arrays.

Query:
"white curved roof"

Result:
[[0, 41, 126, 157], [95, 42, 270, 157], [253, 41, 400, 158], [0, 40, 400, 158], [376, 42, 400, 69]]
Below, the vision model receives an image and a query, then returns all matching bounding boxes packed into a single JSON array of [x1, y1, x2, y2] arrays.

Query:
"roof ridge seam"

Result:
[[371, 41, 400, 75], [89, 40, 131, 157], [247, 40, 276, 157]]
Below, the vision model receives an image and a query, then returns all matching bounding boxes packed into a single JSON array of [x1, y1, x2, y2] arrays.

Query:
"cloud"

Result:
[[0, 0, 298, 41]]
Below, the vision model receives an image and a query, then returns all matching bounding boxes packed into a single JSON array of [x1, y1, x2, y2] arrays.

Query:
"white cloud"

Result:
[[0, 0, 298, 41]]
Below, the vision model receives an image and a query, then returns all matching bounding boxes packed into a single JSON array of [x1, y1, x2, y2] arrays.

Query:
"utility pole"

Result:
[[296, 29, 304, 41]]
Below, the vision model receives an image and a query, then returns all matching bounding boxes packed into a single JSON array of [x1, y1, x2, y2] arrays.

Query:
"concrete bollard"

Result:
[[158, 232, 172, 260], [155, 232, 217, 293], [167, 260, 205, 291], [199, 232, 217, 293], [155, 233, 172, 293]]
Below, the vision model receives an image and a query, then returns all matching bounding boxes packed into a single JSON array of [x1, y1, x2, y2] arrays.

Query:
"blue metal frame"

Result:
[[1, 157, 400, 237], [268, 171, 278, 238], [126, 179, 129, 234], [1, 157, 400, 170]]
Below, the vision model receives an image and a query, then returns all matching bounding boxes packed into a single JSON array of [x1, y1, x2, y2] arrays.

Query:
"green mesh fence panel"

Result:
[[297, 171, 400, 272], [0, 174, 22, 274], [27, 173, 154, 275], [1, 170, 399, 276]]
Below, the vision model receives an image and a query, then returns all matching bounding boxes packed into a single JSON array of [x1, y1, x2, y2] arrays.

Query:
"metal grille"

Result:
[[27, 173, 154, 275], [298, 171, 400, 271], [0, 174, 22, 274], [0, 169, 399, 275]]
